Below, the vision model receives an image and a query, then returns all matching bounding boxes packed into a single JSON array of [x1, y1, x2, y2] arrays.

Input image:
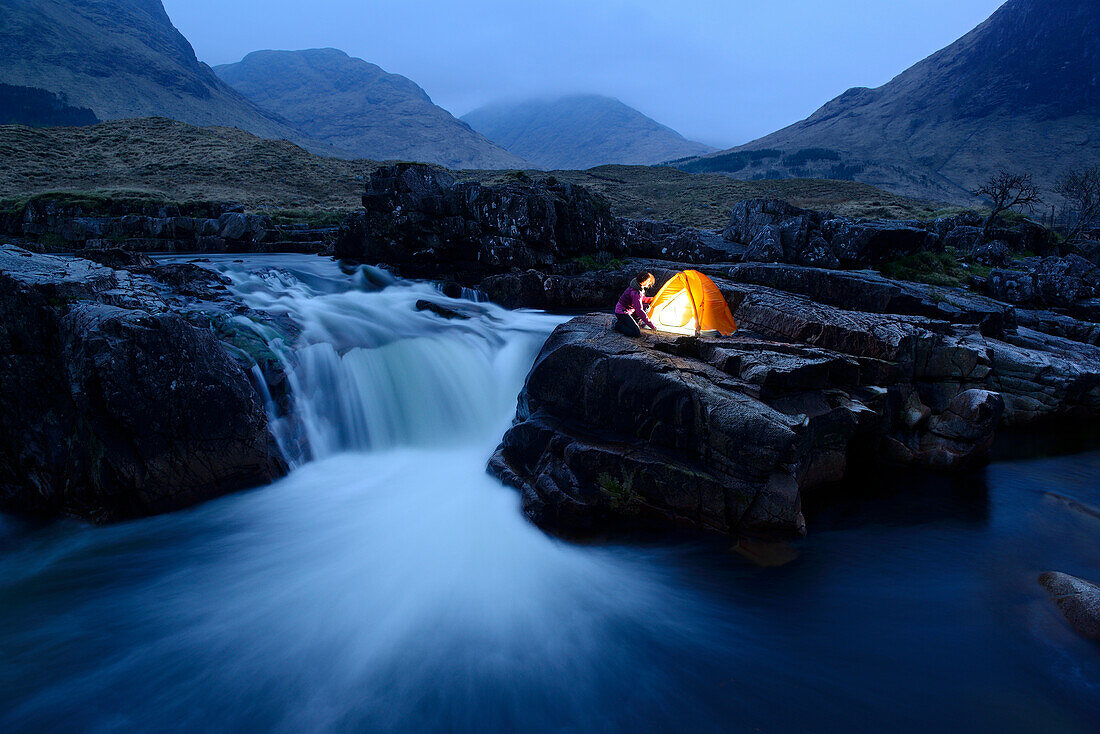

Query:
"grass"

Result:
[[573, 254, 627, 271], [258, 208, 351, 228], [878, 251, 968, 287], [597, 472, 643, 514], [1, 118, 944, 231]]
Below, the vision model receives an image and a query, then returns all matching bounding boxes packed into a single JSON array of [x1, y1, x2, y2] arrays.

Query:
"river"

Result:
[[0, 254, 1096, 732]]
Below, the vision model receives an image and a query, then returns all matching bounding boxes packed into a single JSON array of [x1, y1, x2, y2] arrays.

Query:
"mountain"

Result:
[[214, 49, 527, 170], [461, 95, 715, 170], [0, 0, 314, 147], [676, 0, 1100, 204]]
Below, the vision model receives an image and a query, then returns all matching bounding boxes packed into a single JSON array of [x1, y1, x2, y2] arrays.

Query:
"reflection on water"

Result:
[[0, 255, 1096, 733]]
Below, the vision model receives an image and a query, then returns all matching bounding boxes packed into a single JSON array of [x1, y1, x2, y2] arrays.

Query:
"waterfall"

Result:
[[210, 255, 561, 461]]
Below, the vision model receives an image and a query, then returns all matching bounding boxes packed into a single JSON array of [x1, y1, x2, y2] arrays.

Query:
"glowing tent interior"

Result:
[[646, 270, 738, 336]]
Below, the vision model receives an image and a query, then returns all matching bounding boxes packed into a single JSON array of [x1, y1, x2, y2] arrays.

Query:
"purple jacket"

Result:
[[615, 286, 655, 328]]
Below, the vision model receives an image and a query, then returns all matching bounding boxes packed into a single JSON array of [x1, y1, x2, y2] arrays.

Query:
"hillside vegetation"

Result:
[[0, 118, 944, 229]]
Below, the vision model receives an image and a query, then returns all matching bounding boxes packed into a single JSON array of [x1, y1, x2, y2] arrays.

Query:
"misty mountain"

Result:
[[675, 0, 1100, 204], [0, 0, 313, 148], [462, 95, 714, 170], [215, 49, 528, 170]]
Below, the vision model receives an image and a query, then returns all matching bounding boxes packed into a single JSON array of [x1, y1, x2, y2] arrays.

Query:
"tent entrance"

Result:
[[652, 289, 700, 335]]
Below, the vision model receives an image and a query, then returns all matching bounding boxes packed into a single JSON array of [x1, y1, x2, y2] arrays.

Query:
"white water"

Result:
[[0, 255, 1096, 733], [0, 255, 740, 732]]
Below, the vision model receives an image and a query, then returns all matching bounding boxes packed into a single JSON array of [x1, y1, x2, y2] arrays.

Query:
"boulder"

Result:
[[823, 219, 940, 267], [1039, 572, 1100, 641], [335, 163, 626, 283], [0, 245, 285, 521], [477, 268, 631, 310], [490, 310, 1010, 539]]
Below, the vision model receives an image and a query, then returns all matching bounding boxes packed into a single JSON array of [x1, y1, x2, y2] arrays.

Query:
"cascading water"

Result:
[[215, 257, 553, 460], [0, 254, 1097, 733]]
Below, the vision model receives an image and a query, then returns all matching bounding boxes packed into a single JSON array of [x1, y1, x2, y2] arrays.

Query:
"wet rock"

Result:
[[1039, 572, 1100, 641], [478, 268, 633, 310], [415, 299, 469, 320], [491, 265, 1100, 538], [0, 245, 285, 521], [79, 248, 156, 269], [489, 311, 1008, 539]]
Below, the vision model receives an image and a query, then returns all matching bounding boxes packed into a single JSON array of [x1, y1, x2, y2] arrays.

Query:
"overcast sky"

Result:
[[163, 0, 1005, 148]]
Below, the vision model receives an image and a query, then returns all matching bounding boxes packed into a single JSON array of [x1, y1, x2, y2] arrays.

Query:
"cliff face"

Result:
[[0, 0, 314, 148], [678, 0, 1100, 204], [215, 49, 528, 169]]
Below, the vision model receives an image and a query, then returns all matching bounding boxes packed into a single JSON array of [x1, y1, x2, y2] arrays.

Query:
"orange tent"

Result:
[[646, 270, 738, 336]]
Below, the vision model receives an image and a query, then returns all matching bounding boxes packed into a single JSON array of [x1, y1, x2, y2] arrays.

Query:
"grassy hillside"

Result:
[[0, 118, 946, 229], [465, 166, 946, 229]]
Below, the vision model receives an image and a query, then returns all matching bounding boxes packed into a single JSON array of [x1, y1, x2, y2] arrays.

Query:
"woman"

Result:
[[614, 272, 657, 337]]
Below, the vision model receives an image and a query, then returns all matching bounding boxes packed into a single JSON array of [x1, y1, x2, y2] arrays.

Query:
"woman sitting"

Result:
[[614, 272, 657, 337]]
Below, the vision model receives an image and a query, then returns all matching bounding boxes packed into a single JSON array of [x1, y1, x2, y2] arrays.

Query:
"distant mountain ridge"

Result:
[[676, 0, 1100, 204], [0, 0, 312, 148], [215, 49, 528, 170], [462, 95, 714, 170]]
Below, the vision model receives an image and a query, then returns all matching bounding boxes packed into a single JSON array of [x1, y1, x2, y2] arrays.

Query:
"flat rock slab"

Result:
[[1039, 572, 1100, 641]]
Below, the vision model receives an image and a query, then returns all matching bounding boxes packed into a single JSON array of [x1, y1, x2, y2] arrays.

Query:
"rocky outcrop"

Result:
[[985, 255, 1100, 319], [491, 267, 1100, 539], [1039, 572, 1100, 641], [335, 163, 627, 282], [0, 245, 286, 522], [723, 199, 1054, 269], [4, 196, 338, 255]]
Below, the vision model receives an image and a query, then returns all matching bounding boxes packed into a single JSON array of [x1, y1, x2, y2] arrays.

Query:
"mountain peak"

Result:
[[462, 95, 713, 170], [677, 0, 1100, 204], [0, 0, 308, 145], [215, 49, 528, 169]]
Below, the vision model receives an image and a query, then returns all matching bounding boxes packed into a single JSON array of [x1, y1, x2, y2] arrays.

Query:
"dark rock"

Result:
[[133, 263, 232, 300], [490, 309, 1015, 539], [79, 248, 156, 269], [724, 198, 940, 268], [723, 198, 818, 249], [745, 225, 784, 263], [971, 240, 1012, 266], [823, 219, 940, 267], [724, 263, 1015, 337], [478, 268, 632, 310], [623, 219, 736, 262], [1078, 241, 1100, 266], [415, 299, 469, 320], [490, 266, 1100, 538], [335, 163, 625, 283], [0, 245, 285, 522], [1039, 572, 1100, 641]]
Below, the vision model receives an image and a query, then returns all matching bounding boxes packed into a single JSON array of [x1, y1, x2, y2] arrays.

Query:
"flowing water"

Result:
[[0, 254, 1097, 733]]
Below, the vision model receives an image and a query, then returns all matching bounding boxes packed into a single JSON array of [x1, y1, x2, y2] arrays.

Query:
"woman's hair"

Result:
[[635, 272, 654, 288]]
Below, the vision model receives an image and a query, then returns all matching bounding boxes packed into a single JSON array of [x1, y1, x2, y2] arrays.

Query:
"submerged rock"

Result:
[[1039, 572, 1100, 641], [0, 245, 285, 522]]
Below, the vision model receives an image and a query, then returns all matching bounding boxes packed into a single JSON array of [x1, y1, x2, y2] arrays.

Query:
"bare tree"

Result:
[[975, 171, 1042, 239], [1055, 165, 1100, 244]]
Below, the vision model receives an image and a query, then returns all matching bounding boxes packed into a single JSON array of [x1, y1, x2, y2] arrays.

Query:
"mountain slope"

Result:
[[676, 0, 1100, 204], [462, 95, 714, 170], [0, 0, 312, 147], [214, 49, 527, 170]]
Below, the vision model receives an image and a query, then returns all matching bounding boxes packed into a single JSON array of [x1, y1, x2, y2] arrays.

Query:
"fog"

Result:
[[164, 0, 1004, 149]]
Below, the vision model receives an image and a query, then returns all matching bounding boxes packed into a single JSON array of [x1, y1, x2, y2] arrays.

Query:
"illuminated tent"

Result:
[[646, 270, 738, 336]]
